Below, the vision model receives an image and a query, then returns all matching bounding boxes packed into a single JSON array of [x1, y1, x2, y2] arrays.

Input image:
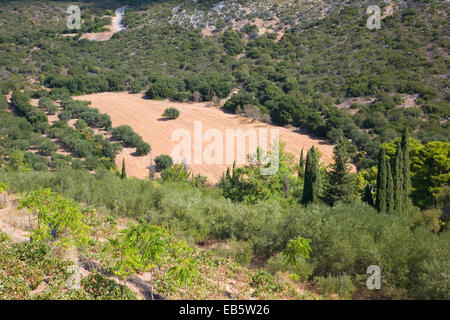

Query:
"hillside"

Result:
[[74, 92, 337, 182], [0, 191, 323, 300], [0, 0, 449, 303]]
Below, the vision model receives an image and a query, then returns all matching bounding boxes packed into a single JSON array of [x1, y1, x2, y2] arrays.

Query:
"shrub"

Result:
[[81, 273, 137, 300], [145, 83, 174, 100], [154, 155, 173, 172], [111, 125, 150, 155], [214, 240, 253, 267], [315, 274, 355, 299], [38, 141, 58, 156], [162, 108, 180, 120], [75, 119, 87, 131], [71, 159, 83, 170], [267, 252, 314, 281], [136, 142, 151, 156]]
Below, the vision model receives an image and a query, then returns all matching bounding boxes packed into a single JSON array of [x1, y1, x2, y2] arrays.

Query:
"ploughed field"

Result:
[[74, 92, 337, 183]]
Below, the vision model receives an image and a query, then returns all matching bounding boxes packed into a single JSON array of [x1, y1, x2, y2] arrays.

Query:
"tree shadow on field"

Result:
[[293, 127, 334, 146]]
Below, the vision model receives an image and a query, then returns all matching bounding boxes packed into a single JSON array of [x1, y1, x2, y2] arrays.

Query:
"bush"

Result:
[[136, 142, 151, 156], [38, 141, 58, 156], [267, 253, 314, 281], [145, 83, 174, 100], [154, 155, 173, 172], [214, 240, 253, 267], [81, 273, 137, 300], [71, 159, 83, 170], [111, 125, 150, 155], [315, 274, 356, 299], [162, 108, 180, 120], [75, 119, 87, 131]]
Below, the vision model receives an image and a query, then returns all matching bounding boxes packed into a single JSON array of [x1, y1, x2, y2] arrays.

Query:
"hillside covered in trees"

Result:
[[0, 0, 449, 301]]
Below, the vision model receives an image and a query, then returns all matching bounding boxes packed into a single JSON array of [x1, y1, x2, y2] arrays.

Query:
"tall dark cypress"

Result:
[[302, 149, 313, 205], [121, 158, 127, 179], [393, 141, 404, 214], [302, 147, 320, 205], [386, 159, 394, 214], [299, 148, 305, 178], [401, 130, 411, 209], [375, 148, 387, 213]]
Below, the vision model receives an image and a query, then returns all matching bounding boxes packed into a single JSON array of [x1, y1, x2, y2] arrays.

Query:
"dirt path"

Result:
[[64, 6, 126, 41], [74, 92, 337, 183]]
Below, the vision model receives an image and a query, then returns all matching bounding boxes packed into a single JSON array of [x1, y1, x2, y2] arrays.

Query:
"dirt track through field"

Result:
[[74, 92, 337, 183]]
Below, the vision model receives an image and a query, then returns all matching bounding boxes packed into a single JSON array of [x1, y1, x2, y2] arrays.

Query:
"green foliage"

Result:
[[81, 273, 137, 300], [154, 155, 173, 172], [213, 240, 253, 267], [0, 95, 8, 109], [59, 99, 111, 130], [38, 140, 58, 156], [386, 160, 394, 214], [376, 148, 387, 213], [111, 125, 151, 156], [324, 139, 356, 206], [383, 138, 450, 210], [108, 223, 198, 299], [11, 91, 48, 133], [161, 164, 191, 183], [219, 144, 301, 205], [1, 168, 449, 299], [298, 148, 305, 178], [121, 158, 127, 180], [315, 274, 355, 299], [267, 253, 314, 282], [6, 150, 31, 172], [393, 141, 404, 214], [221, 30, 245, 55], [17, 188, 91, 247], [108, 224, 171, 280], [162, 108, 180, 120], [302, 146, 321, 205], [361, 184, 374, 207], [283, 236, 312, 268], [249, 270, 284, 297], [75, 119, 87, 131]]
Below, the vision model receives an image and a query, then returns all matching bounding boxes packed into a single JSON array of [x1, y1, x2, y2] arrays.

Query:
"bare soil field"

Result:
[[74, 92, 337, 183]]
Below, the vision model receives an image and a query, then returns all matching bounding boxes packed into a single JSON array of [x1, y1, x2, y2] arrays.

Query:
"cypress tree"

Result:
[[375, 148, 387, 213], [393, 141, 404, 214], [302, 147, 320, 205], [362, 184, 374, 207], [299, 148, 305, 178], [121, 158, 127, 179], [302, 149, 313, 205], [400, 130, 411, 209], [386, 159, 394, 214], [324, 138, 355, 206]]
